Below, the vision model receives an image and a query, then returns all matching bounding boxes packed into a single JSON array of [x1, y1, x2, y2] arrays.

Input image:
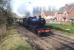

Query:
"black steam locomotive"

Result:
[[21, 16, 52, 36]]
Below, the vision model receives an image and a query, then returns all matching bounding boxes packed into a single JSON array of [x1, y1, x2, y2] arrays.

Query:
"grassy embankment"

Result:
[[46, 23, 74, 36], [0, 26, 32, 50]]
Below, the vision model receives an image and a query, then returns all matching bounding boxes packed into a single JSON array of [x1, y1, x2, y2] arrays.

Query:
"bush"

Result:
[[71, 21, 74, 26]]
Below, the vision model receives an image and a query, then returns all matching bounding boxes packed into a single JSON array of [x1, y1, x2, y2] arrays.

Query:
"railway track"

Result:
[[17, 26, 74, 50], [17, 26, 54, 50], [41, 32, 74, 50]]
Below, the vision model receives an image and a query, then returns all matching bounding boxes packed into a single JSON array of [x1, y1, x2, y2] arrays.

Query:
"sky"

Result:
[[11, 0, 74, 16]]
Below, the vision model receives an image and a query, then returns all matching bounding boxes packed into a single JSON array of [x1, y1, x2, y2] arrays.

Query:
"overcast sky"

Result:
[[11, 0, 74, 16]]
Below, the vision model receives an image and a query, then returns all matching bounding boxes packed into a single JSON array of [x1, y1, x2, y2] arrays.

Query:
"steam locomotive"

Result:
[[20, 16, 52, 36]]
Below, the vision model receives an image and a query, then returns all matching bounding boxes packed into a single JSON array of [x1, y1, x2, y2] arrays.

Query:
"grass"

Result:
[[0, 28, 32, 50], [64, 32, 74, 36], [46, 23, 74, 36]]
